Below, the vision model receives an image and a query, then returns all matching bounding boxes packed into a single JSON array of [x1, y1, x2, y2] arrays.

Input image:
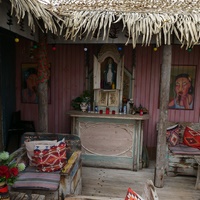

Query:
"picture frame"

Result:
[[168, 65, 196, 110], [21, 63, 51, 104]]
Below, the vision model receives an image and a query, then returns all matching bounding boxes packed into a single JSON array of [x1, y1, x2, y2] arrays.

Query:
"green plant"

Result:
[[71, 90, 93, 110]]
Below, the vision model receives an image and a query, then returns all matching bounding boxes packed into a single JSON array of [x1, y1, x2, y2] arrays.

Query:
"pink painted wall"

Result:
[[15, 39, 200, 157]]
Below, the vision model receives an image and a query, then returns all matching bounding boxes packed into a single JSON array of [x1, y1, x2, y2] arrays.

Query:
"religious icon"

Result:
[[101, 57, 117, 89]]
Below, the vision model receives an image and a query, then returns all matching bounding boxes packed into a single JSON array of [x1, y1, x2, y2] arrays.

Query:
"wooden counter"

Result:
[[68, 111, 149, 171]]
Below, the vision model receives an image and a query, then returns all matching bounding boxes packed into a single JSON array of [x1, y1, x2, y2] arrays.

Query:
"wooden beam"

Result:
[[37, 33, 49, 133], [154, 45, 172, 188]]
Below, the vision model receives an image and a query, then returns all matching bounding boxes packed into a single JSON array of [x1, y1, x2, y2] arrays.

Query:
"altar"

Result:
[[69, 111, 149, 171], [69, 45, 149, 171]]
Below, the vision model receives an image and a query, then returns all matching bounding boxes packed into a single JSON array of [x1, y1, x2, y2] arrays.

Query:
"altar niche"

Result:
[[93, 44, 124, 112], [101, 57, 117, 89]]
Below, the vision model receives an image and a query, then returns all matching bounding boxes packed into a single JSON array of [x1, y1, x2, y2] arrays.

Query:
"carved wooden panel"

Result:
[[79, 121, 134, 158], [97, 90, 119, 106], [98, 90, 108, 106], [108, 90, 119, 106]]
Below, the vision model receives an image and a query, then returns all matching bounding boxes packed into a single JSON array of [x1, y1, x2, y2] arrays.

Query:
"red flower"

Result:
[[0, 165, 9, 176], [9, 167, 19, 177]]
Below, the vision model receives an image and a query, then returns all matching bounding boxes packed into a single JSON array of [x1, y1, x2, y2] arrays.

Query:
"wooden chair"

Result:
[[10, 132, 82, 200]]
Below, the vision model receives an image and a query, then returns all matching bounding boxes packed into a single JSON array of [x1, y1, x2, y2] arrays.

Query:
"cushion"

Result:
[[12, 166, 60, 191], [25, 140, 57, 166], [32, 138, 67, 172], [169, 144, 200, 155], [183, 126, 200, 149], [125, 187, 144, 200], [166, 124, 180, 146]]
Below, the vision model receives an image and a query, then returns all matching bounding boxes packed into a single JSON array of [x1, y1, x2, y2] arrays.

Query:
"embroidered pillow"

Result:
[[32, 138, 67, 172], [166, 124, 180, 146], [25, 140, 57, 166], [125, 187, 144, 200], [183, 126, 200, 149]]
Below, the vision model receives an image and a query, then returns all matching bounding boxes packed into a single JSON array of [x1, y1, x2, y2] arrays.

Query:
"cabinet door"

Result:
[[93, 55, 101, 89], [108, 90, 119, 106]]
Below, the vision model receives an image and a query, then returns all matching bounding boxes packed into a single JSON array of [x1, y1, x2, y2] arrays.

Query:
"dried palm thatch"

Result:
[[6, 0, 200, 48]]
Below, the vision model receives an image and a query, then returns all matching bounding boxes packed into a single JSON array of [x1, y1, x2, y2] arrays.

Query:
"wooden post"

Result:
[[0, 98, 3, 151], [37, 33, 50, 133], [154, 45, 172, 188]]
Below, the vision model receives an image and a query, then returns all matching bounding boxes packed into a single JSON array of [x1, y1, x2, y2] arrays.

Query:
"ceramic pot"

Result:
[[0, 182, 10, 200], [80, 102, 88, 112]]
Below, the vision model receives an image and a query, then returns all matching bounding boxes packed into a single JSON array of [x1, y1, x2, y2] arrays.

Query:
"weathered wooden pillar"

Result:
[[37, 33, 50, 133], [154, 45, 172, 187], [0, 98, 3, 151]]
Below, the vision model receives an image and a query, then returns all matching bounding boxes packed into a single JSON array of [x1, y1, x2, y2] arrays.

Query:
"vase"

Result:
[[80, 102, 88, 112], [0, 182, 10, 200]]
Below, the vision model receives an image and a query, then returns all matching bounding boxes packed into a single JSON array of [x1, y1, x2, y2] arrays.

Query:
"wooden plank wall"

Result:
[[15, 40, 200, 158]]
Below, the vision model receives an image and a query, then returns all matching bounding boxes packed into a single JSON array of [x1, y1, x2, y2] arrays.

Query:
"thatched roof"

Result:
[[5, 0, 200, 48]]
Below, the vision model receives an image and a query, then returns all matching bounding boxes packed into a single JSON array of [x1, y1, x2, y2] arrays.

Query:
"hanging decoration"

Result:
[[6, 9, 12, 26]]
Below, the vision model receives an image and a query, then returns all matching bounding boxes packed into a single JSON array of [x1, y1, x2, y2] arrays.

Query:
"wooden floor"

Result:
[[81, 161, 200, 200]]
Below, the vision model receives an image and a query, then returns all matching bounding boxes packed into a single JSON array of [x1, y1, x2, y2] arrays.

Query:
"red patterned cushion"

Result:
[[183, 126, 200, 149], [32, 138, 67, 172], [166, 124, 180, 146], [125, 188, 144, 200], [25, 140, 57, 166]]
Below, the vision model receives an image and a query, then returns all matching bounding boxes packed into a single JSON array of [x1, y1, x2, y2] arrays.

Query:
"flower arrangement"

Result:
[[0, 151, 25, 185]]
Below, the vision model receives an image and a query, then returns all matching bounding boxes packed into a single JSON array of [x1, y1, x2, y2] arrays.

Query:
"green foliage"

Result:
[[71, 90, 93, 110]]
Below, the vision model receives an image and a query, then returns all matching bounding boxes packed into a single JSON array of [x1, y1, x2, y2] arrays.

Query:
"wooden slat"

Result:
[[10, 192, 45, 200], [80, 162, 200, 200]]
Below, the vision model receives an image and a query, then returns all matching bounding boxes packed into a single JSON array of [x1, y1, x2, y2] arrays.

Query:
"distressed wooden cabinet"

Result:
[[69, 111, 149, 171]]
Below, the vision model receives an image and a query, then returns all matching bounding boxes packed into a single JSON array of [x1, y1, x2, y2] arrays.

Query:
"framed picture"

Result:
[[21, 63, 51, 104], [168, 65, 196, 110]]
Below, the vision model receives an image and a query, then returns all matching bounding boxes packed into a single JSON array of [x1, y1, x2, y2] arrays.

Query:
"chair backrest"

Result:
[[22, 132, 81, 159]]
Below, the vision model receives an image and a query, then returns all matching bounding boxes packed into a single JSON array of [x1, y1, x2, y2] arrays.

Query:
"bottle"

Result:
[[112, 82, 115, 89], [119, 106, 122, 114], [139, 104, 143, 116], [95, 106, 98, 113], [127, 99, 130, 114], [106, 107, 110, 114], [140, 109, 143, 116], [87, 102, 91, 113], [123, 104, 127, 114]]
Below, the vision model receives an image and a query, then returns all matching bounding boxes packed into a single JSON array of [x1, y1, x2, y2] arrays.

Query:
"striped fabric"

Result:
[[12, 166, 60, 191], [169, 144, 200, 155]]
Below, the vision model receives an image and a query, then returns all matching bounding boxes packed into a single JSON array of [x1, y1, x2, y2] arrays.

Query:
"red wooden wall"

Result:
[[15, 39, 200, 158]]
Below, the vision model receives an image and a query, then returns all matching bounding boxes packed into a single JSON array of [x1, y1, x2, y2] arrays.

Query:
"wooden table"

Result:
[[194, 156, 200, 190], [10, 192, 45, 200], [69, 111, 149, 171]]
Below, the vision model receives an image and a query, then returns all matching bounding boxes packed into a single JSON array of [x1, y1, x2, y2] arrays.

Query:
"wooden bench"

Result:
[[165, 122, 200, 189], [10, 132, 82, 200], [194, 156, 200, 189]]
